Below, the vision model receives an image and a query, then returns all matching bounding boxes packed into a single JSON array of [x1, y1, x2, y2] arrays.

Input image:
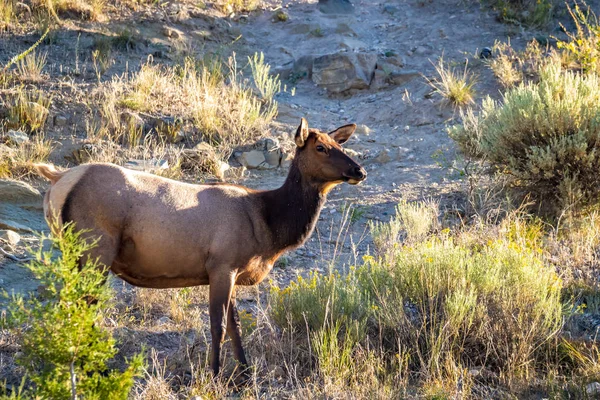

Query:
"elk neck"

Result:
[[259, 161, 328, 252]]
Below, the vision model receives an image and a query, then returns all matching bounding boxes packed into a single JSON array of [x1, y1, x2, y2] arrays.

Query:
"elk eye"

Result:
[[316, 145, 326, 152]]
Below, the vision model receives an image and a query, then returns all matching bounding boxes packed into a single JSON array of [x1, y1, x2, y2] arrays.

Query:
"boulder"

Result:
[[0, 179, 42, 205], [4, 130, 29, 146], [312, 52, 377, 93], [236, 150, 266, 169]]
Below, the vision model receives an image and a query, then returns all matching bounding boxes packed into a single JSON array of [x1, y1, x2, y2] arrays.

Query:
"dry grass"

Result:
[[0, 0, 16, 31], [0, 133, 54, 179], [425, 57, 477, 107], [16, 51, 47, 82], [7, 89, 51, 133]]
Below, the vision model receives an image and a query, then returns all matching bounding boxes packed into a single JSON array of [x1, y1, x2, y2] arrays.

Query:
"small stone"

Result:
[[236, 150, 266, 169], [53, 115, 68, 127], [162, 26, 181, 39], [0, 230, 21, 247], [374, 149, 393, 163], [587, 382, 600, 396], [120, 111, 145, 131], [479, 47, 493, 59], [157, 316, 172, 325], [389, 70, 420, 85], [4, 130, 29, 145]]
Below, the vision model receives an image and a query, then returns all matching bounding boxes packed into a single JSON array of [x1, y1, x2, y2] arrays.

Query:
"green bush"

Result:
[[557, 2, 600, 74], [450, 61, 600, 215], [270, 207, 564, 389], [485, 0, 556, 26], [2, 225, 144, 399]]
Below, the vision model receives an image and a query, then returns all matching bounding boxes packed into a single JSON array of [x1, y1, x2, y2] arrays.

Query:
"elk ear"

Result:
[[295, 118, 310, 147], [328, 123, 357, 145]]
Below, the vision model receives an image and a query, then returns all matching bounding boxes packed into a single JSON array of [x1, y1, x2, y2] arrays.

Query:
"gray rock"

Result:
[[236, 150, 266, 169], [0, 219, 34, 233], [587, 382, 600, 396], [120, 111, 145, 131], [318, 0, 354, 14], [312, 52, 377, 93], [5, 130, 29, 145], [265, 148, 282, 167], [53, 115, 68, 127], [292, 55, 314, 80], [0, 180, 42, 205], [162, 26, 181, 39], [389, 70, 420, 85], [0, 229, 21, 247]]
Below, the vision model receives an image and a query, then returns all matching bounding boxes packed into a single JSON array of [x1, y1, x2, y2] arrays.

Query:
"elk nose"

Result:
[[354, 166, 367, 180]]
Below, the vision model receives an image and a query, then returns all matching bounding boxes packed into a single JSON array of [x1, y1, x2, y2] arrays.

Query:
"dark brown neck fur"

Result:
[[259, 161, 327, 251]]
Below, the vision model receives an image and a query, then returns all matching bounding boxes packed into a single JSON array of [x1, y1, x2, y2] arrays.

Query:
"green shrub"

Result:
[[2, 225, 144, 399], [485, 0, 556, 26], [557, 2, 600, 74], [450, 61, 600, 215], [270, 211, 564, 388]]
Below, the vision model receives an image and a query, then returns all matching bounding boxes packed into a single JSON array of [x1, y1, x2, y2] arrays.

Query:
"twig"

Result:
[[0, 246, 34, 263]]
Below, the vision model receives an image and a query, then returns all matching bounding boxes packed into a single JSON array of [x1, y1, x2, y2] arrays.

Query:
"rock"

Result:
[[143, 115, 184, 143], [162, 26, 181, 39], [264, 148, 282, 167], [0, 180, 42, 205], [318, 0, 354, 14], [312, 52, 377, 93], [124, 159, 169, 172], [479, 47, 493, 59], [280, 152, 294, 169], [157, 316, 172, 326], [0, 219, 33, 233], [120, 111, 145, 131], [0, 230, 21, 247], [587, 382, 600, 396], [4, 130, 29, 146], [236, 150, 266, 169], [292, 55, 314, 80], [53, 115, 68, 127], [389, 70, 420, 86]]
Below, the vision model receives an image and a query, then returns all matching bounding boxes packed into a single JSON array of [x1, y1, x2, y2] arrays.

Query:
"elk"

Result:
[[33, 118, 367, 378]]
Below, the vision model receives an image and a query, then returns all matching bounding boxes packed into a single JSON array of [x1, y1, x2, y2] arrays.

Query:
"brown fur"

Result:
[[33, 118, 366, 378]]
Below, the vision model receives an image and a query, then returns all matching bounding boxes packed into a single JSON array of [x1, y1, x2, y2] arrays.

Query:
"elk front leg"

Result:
[[208, 272, 235, 376], [227, 290, 249, 376]]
